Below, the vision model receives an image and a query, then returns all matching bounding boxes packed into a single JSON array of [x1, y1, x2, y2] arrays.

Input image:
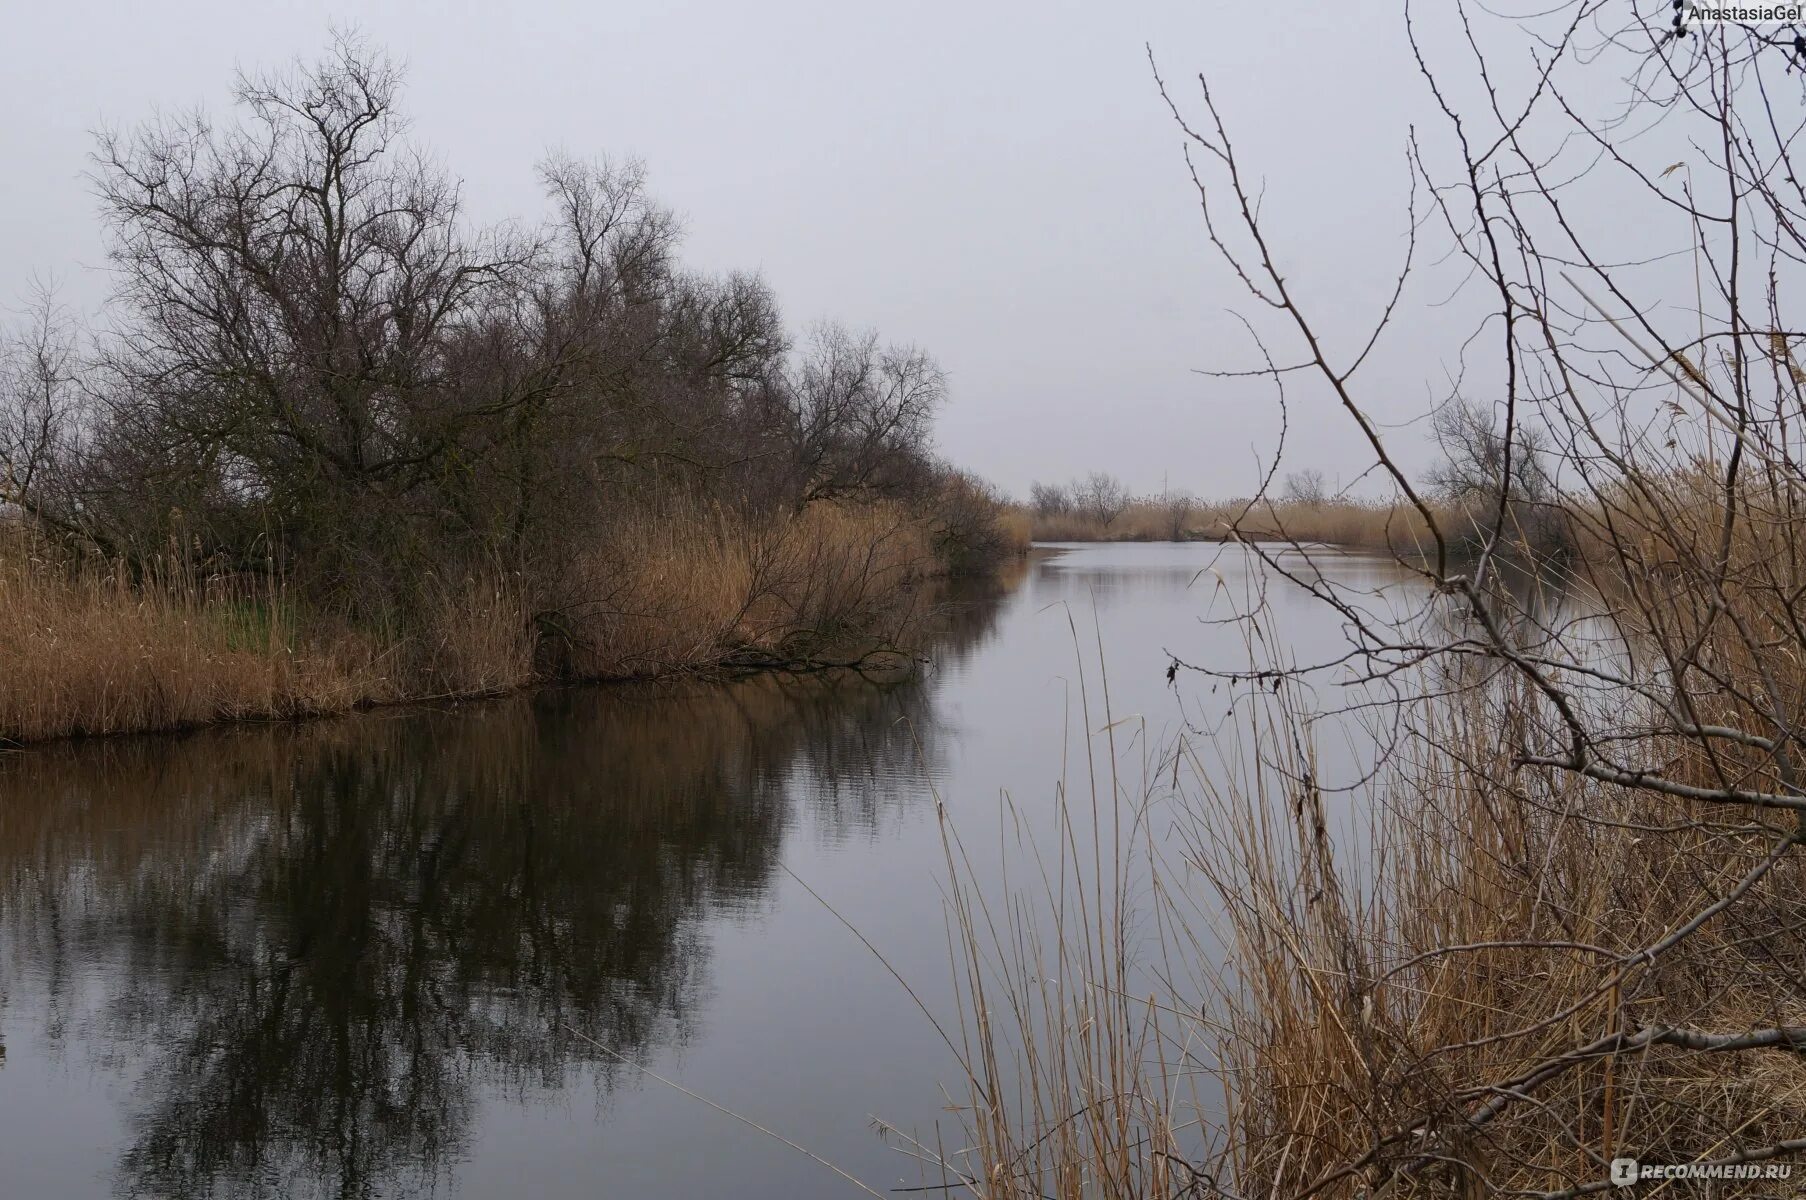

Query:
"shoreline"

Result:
[[0, 561, 1025, 753]]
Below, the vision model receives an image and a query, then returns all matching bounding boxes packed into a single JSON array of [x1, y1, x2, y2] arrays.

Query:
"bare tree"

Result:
[[1281, 467, 1326, 506], [1074, 470, 1129, 529], [88, 34, 534, 583], [1028, 479, 1072, 517], [1427, 400, 1544, 502], [782, 322, 943, 506], [1429, 397, 1563, 552], [0, 284, 86, 537]]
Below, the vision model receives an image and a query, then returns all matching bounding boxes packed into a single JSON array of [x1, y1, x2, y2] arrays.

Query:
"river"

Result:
[[0, 541, 1416, 1199]]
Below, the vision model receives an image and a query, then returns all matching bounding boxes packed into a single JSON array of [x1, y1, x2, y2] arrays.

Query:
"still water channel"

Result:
[[0, 542, 1415, 1199]]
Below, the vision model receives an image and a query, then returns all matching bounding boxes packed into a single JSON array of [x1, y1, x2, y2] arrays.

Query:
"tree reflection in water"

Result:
[[0, 582, 1005, 1199]]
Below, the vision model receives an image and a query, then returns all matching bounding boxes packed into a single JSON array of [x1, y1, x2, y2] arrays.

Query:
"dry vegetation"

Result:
[[0, 496, 1009, 744], [1023, 412, 1562, 556], [0, 38, 1024, 745], [934, 622, 1806, 1199], [930, 8, 1806, 1199], [1025, 494, 1441, 553]]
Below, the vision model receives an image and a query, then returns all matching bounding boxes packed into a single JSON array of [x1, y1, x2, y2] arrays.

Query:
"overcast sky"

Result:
[[2, 0, 1499, 498]]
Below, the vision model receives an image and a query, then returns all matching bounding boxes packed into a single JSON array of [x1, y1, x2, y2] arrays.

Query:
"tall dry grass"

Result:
[[0, 497, 969, 745], [0, 538, 369, 743], [1188, 687, 1806, 1200], [1027, 498, 1441, 554], [991, 506, 1034, 555], [0, 530, 534, 744], [934, 532, 1806, 1199], [557, 497, 941, 677]]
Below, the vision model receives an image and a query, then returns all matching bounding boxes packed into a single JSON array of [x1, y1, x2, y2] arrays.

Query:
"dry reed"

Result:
[[1026, 498, 1441, 554], [934, 531, 1806, 1199], [0, 498, 959, 745]]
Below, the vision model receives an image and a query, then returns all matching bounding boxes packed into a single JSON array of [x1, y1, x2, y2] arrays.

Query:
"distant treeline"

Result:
[[1023, 405, 1572, 556]]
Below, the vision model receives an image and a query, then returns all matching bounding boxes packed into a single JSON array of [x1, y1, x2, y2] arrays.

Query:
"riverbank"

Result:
[[0, 40, 1042, 751], [1026, 496, 1441, 552], [0, 499, 1028, 747]]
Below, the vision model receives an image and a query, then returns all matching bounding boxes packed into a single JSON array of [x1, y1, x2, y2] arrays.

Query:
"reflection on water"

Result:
[[0, 546, 1419, 1199], [0, 588, 1005, 1200]]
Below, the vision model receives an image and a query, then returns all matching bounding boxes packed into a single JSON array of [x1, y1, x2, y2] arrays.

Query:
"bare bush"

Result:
[[1281, 467, 1326, 505], [1073, 470, 1129, 529], [1028, 480, 1072, 517], [923, 469, 1023, 574]]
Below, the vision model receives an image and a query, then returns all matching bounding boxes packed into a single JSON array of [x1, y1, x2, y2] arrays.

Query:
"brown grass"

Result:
[[0, 497, 969, 745], [1026, 497, 1441, 554], [1189, 690, 1806, 1200], [935, 525, 1806, 1199], [993, 506, 1033, 553], [558, 497, 941, 677], [0, 538, 383, 743]]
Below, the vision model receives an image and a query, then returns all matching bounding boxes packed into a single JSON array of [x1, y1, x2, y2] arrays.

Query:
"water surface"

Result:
[[0, 542, 1414, 1198]]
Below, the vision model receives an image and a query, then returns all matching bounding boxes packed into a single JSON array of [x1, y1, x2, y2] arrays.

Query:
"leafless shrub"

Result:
[[1073, 470, 1130, 529], [1281, 467, 1327, 505], [1028, 480, 1072, 517], [923, 469, 1026, 573]]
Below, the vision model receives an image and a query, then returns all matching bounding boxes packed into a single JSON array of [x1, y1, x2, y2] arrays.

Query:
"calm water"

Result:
[[0, 543, 1414, 1199]]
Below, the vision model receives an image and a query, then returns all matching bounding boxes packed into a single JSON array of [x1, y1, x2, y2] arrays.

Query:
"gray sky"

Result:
[[2, 0, 1466, 499]]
